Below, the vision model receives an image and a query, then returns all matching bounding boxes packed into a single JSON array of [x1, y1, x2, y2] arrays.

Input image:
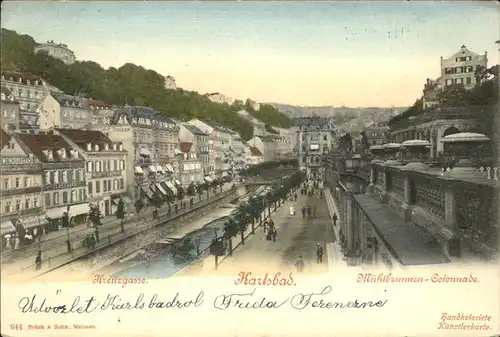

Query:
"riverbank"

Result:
[[31, 185, 260, 282]]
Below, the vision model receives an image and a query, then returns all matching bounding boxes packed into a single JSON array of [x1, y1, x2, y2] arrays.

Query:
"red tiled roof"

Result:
[[88, 99, 111, 107], [0, 129, 12, 149], [57, 128, 112, 148], [179, 142, 193, 153], [249, 146, 262, 156], [2, 72, 41, 82], [16, 132, 78, 162]]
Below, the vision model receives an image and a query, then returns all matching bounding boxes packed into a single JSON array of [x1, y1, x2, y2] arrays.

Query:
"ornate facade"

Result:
[[294, 116, 336, 180]]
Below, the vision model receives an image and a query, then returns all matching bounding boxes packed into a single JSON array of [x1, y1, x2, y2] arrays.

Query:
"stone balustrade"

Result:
[[324, 145, 499, 269]]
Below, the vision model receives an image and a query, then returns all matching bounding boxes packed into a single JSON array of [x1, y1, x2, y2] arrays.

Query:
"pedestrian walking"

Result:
[[294, 193, 297, 201], [295, 256, 305, 272], [332, 213, 338, 227], [301, 207, 306, 218], [263, 220, 268, 233], [316, 243, 323, 263], [271, 227, 277, 243], [313, 206, 317, 218], [35, 251, 42, 270], [307, 206, 311, 218]]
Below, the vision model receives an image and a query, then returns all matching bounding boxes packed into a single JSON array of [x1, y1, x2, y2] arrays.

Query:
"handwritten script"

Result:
[[17, 286, 388, 314]]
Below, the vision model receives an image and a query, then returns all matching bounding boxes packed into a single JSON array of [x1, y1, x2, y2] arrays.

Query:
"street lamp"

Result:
[[194, 237, 201, 256]]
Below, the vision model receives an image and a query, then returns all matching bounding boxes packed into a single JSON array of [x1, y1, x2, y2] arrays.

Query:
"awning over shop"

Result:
[[165, 164, 174, 172], [148, 165, 157, 173], [19, 216, 43, 230], [139, 147, 151, 156], [156, 183, 167, 195], [45, 206, 69, 220], [141, 185, 155, 199], [69, 203, 90, 216], [1, 220, 16, 235], [165, 181, 177, 195], [174, 179, 181, 186], [156, 165, 165, 173], [135, 166, 144, 174], [38, 215, 48, 226], [204, 176, 213, 182]]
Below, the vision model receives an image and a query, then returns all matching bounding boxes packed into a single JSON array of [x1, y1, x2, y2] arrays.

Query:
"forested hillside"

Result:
[[1, 28, 291, 140]]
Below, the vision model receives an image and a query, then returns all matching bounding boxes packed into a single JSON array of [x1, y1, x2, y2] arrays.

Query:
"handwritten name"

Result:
[[213, 286, 388, 310], [234, 272, 295, 286]]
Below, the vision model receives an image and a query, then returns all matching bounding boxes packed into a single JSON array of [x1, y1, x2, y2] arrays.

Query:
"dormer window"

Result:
[[94, 144, 99, 151], [18, 77, 22, 83], [59, 149, 66, 159], [87, 143, 92, 151], [35, 80, 39, 85], [104, 143, 109, 151], [71, 150, 79, 158], [43, 149, 53, 160], [27, 80, 31, 85], [113, 143, 117, 151], [119, 143, 123, 151]]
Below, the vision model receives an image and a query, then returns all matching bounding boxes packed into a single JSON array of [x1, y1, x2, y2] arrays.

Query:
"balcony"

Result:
[[2, 186, 42, 197], [44, 181, 86, 191], [91, 171, 123, 179]]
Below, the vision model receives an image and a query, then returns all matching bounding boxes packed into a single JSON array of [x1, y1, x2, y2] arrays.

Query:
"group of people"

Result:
[[301, 205, 317, 218], [263, 219, 277, 243]]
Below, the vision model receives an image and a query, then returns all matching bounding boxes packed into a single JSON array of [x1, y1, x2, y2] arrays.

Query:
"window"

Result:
[[103, 180, 108, 192], [120, 178, 124, 189], [45, 193, 51, 207], [15, 178, 20, 188], [444, 68, 454, 75], [34, 197, 39, 208], [79, 189, 83, 201], [53, 192, 59, 205], [15, 199, 21, 211], [108, 179, 112, 191], [87, 162, 93, 172], [5, 201, 11, 213], [62, 191, 68, 204], [62, 170, 68, 183], [25, 198, 30, 210], [113, 179, 118, 190], [3, 179, 9, 189], [96, 181, 101, 193], [24, 177, 29, 187], [75, 170, 80, 183], [88, 181, 93, 195], [71, 190, 76, 202], [466, 77, 472, 85]]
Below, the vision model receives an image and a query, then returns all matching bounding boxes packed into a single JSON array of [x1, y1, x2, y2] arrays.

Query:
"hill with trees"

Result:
[[0, 28, 291, 141]]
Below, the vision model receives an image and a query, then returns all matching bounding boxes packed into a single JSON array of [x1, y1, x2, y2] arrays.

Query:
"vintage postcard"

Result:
[[0, 1, 499, 336]]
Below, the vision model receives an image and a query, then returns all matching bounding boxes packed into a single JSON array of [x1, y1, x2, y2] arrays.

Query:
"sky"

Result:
[[1, 1, 499, 107]]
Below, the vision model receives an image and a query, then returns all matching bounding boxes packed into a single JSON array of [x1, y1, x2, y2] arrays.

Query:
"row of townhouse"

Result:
[[0, 128, 127, 240]]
